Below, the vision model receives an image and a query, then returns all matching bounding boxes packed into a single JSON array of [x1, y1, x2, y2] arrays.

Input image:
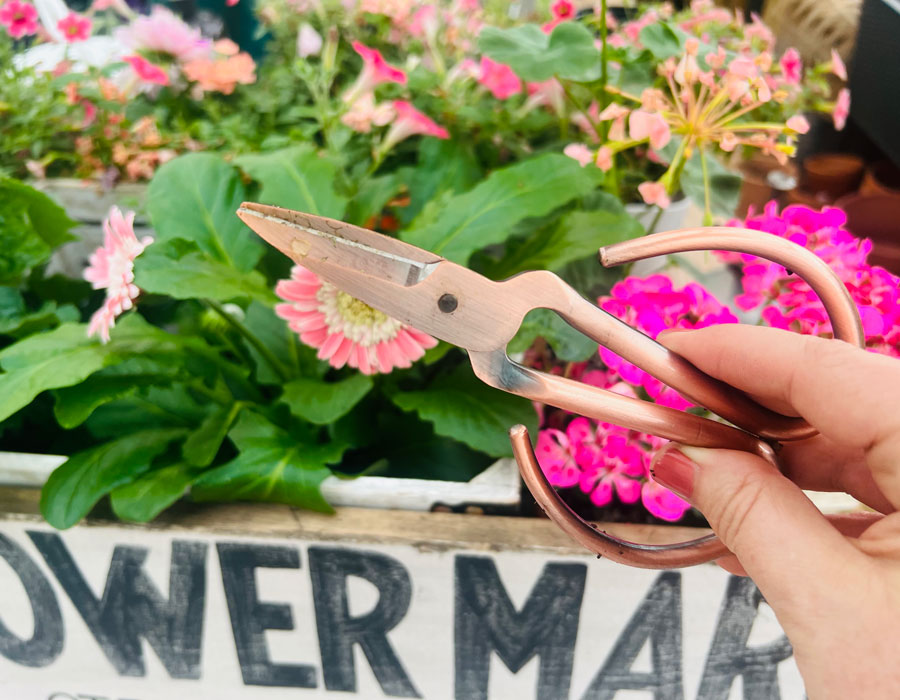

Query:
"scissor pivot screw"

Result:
[[438, 294, 458, 313]]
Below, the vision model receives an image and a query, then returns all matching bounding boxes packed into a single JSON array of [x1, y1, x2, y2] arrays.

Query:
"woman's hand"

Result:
[[655, 324, 900, 700]]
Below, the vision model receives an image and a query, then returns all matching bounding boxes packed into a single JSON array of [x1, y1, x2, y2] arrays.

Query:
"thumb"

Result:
[[652, 443, 864, 614]]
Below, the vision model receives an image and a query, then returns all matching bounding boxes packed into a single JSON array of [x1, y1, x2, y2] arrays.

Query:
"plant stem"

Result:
[[646, 205, 665, 234], [205, 300, 291, 382], [699, 146, 713, 226]]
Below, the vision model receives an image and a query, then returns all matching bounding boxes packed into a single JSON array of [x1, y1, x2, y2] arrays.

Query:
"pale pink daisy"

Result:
[[116, 6, 211, 63], [275, 266, 437, 374], [0, 0, 39, 38], [84, 207, 153, 343], [124, 55, 170, 86], [57, 12, 92, 42]]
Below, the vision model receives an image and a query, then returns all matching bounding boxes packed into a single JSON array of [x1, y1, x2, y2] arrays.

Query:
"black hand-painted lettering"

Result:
[[581, 571, 683, 700], [28, 532, 206, 678], [308, 546, 420, 698], [454, 555, 587, 700], [217, 542, 316, 688], [696, 576, 792, 700]]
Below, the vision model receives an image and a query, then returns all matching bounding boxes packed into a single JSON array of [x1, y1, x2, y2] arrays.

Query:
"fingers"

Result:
[[660, 325, 900, 508], [652, 443, 866, 616]]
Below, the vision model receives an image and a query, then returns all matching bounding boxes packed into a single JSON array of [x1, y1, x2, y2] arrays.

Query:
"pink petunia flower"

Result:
[[84, 207, 153, 343], [779, 47, 802, 85], [833, 88, 850, 131], [340, 93, 395, 133], [381, 100, 449, 150], [116, 6, 211, 63], [478, 57, 522, 100], [637, 181, 671, 208], [0, 0, 39, 38], [342, 41, 407, 105], [57, 12, 92, 42], [275, 265, 436, 374], [563, 143, 593, 168], [124, 55, 170, 86], [830, 48, 847, 81]]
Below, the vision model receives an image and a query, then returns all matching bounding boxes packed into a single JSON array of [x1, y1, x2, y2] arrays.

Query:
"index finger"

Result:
[[660, 325, 900, 506]]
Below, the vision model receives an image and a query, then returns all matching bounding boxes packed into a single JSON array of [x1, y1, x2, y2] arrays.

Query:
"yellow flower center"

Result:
[[336, 291, 389, 327]]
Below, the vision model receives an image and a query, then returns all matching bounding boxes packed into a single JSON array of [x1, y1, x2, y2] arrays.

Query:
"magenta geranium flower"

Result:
[[84, 207, 153, 343], [57, 11, 92, 42], [478, 57, 522, 100], [124, 55, 170, 86], [0, 0, 39, 38], [779, 47, 802, 85], [275, 266, 437, 374]]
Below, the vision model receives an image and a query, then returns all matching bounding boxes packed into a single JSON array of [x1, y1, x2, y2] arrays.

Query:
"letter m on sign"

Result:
[[454, 555, 587, 700]]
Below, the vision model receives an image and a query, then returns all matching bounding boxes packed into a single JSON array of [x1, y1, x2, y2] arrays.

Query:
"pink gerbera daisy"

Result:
[[57, 12, 92, 42], [275, 266, 437, 374], [84, 207, 153, 343], [0, 0, 39, 38]]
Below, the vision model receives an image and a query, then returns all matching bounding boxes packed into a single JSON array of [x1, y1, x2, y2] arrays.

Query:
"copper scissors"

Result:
[[237, 202, 865, 569]]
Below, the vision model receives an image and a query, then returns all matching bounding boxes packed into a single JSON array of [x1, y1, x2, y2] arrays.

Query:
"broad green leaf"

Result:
[[508, 308, 597, 362], [1, 179, 77, 249], [242, 301, 322, 383], [0, 323, 122, 422], [86, 384, 210, 438], [236, 146, 348, 220], [488, 199, 645, 279], [134, 240, 275, 304], [183, 402, 243, 467], [345, 171, 406, 226], [52, 356, 180, 428], [402, 154, 599, 264], [639, 23, 683, 60], [0, 302, 78, 339], [680, 151, 742, 217], [192, 412, 345, 512], [147, 153, 261, 271], [281, 374, 373, 425], [478, 23, 602, 82], [392, 366, 539, 457], [0, 288, 25, 320], [401, 139, 481, 225], [110, 461, 199, 522], [40, 428, 185, 529]]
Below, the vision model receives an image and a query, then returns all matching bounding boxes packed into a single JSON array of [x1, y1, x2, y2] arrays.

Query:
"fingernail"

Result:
[[651, 444, 697, 499]]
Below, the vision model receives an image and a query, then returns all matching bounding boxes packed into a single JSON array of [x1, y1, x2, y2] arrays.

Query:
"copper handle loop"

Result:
[[505, 227, 866, 568]]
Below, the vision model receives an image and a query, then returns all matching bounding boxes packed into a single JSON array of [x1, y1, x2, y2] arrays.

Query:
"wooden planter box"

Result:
[[0, 481, 817, 699]]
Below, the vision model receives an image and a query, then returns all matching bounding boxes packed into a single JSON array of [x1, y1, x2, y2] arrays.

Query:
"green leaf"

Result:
[[242, 301, 321, 383], [680, 151, 742, 217], [401, 154, 599, 264], [192, 411, 345, 512], [478, 23, 602, 82], [147, 153, 261, 271], [52, 357, 180, 428], [0, 323, 122, 422], [392, 366, 539, 457], [488, 197, 645, 279], [281, 374, 373, 425], [86, 384, 209, 439], [236, 146, 348, 220], [183, 402, 243, 467], [110, 461, 199, 522], [638, 23, 683, 60], [40, 428, 185, 529], [345, 171, 405, 226], [133, 240, 275, 304], [508, 308, 597, 362], [401, 139, 481, 225]]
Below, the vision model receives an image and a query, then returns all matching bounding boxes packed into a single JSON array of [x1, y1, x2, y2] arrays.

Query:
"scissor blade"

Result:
[[237, 203, 442, 288]]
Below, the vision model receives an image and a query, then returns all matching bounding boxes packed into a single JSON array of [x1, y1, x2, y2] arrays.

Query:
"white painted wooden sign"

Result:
[[0, 491, 804, 700]]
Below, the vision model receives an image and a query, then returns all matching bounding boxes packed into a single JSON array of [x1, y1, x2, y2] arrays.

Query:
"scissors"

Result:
[[237, 201, 866, 569]]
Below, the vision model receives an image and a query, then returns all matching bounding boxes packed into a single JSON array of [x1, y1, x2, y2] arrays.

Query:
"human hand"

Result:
[[655, 324, 900, 700]]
